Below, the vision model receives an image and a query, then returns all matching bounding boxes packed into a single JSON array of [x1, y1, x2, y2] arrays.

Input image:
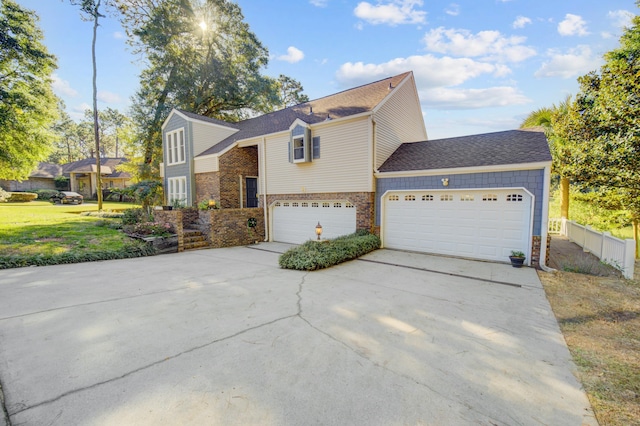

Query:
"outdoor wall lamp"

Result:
[[441, 178, 449, 187], [315, 222, 323, 240]]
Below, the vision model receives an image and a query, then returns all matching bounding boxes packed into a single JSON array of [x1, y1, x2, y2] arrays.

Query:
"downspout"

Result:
[[539, 163, 555, 272], [261, 137, 269, 241]]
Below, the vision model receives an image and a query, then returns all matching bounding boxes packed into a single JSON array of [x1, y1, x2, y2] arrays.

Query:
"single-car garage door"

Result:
[[272, 200, 357, 244], [383, 189, 532, 262]]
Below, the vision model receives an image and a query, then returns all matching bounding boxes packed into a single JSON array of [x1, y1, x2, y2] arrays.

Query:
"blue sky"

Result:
[[19, 0, 637, 139]]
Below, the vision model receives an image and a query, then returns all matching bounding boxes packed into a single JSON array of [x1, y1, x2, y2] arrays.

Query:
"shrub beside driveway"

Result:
[[0, 201, 155, 269]]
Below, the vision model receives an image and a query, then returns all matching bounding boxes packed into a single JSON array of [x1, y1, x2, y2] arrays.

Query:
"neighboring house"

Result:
[[0, 163, 64, 191], [161, 71, 552, 266], [0, 158, 132, 199], [64, 158, 131, 198]]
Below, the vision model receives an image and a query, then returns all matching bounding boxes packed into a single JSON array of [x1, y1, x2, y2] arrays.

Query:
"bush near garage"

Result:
[[279, 230, 380, 271]]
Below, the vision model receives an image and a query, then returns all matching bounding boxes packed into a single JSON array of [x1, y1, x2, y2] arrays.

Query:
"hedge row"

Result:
[[7, 192, 38, 202], [0, 241, 157, 269], [278, 230, 380, 271]]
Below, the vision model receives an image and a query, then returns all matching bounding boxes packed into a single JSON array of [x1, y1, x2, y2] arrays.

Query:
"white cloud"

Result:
[[421, 86, 530, 109], [422, 27, 536, 62], [512, 16, 531, 29], [310, 0, 328, 6], [338, 55, 505, 89], [558, 14, 589, 36], [535, 45, 600, 79], [608, 10, 634, 30], [51, 74, 78, 97], [445, 3, 459, 16], [97, 91, 122, 104], [113, 31, 124, 39], [277, 46, 305, 63], [354, 0, 426, 26]]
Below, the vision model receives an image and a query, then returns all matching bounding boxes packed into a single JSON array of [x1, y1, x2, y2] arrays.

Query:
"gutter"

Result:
[[261, 137, 269, 242]]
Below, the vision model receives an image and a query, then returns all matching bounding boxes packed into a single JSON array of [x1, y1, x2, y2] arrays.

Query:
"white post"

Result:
[[623, 239, 635, 279]]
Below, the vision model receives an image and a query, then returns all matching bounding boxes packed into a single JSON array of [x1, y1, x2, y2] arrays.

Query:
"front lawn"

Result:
[[0, 201, 156, 268]]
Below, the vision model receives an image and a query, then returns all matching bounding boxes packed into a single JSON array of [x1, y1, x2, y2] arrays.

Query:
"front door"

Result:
[[246, 177, 258, 208]]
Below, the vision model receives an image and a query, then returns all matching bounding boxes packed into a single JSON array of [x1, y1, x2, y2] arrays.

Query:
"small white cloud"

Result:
[[558, 13, 589, 36], [354, 0, 426, 26], [512, 16, 531, 29], [422, 27, 536, 62], [97, 91, 122, 104], [51, 74, 79, 97], [277, 46, 305, 63], [310, 0, 328, 6], [535, 45, 600, 79], [113, 31, 124, 39], [608, 10, 634, 30], [445, 3, 459, 16]]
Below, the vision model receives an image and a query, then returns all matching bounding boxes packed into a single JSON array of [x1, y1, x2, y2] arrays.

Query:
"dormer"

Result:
[[288, 119, 319, 164]]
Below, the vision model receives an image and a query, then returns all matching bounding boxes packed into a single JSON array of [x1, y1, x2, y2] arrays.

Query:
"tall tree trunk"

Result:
[[92, 0, 103, 210], [560, 176, 570, 219]]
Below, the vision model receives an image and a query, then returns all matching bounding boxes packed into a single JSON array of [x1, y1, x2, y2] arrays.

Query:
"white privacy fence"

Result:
[[549, 218, 635, 279]]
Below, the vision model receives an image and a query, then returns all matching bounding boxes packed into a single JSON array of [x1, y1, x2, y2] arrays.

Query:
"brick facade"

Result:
[[199, 208, 265, 247], [195, 171, 220, 205], [194, 147, 258, 208], [265, 192, 376, 232], [531, 235, 552, 269]]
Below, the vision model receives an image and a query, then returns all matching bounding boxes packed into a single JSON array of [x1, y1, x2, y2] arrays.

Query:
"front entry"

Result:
[[246, 177, 258, 208]]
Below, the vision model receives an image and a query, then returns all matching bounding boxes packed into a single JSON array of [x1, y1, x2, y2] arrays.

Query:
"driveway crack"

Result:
[[9, 314, 296, 417]]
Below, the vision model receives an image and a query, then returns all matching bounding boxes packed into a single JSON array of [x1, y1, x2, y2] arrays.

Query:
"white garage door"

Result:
[[383, 189, 532, 262], [272, 200, 357, 244]]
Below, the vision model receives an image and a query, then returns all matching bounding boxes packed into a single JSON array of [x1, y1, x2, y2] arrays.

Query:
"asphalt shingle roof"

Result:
[[61, 158, 131, 178], [378, 129, 552, 172], [194, 72, 412, 157]]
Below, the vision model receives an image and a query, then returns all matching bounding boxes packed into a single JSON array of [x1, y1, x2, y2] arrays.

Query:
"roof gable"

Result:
[[379, 130, 552, 173], [187, 72, 413, 157]]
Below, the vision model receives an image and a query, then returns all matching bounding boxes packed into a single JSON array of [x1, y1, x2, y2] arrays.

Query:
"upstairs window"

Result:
[[289, 127, 319, 163], [166, 128, 185, 165]]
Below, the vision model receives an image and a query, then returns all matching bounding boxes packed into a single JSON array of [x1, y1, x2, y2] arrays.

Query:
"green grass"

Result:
[[549, 192, 634, 240], [0, 200, 155, 268]]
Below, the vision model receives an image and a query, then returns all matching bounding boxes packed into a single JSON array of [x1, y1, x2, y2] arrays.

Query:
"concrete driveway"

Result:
[[0, 245, 596, 425]]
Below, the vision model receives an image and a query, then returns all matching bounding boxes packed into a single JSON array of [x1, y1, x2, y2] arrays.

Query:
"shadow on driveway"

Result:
[[0, 246, 596, 425]]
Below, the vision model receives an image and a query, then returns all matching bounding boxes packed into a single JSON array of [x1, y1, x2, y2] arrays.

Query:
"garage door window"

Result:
[[405, 195, 416, 201], [440, 194, 453, 201], [389, 195, 399, 201], [460, 194, 474, 201], [422, 195, 434, 201], [483, 194, 498, 201], [507, 194, 524, 202]]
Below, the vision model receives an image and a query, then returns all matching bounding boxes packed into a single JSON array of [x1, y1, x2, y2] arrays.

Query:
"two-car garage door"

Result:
[[272, 200, 357, 244], [382, 189, 532, 262]]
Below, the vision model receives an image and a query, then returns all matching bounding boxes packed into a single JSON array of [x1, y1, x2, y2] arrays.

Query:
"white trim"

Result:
[[165, 128, 186, 166], [288, 118, 310, 131], [167, 176, 187, 205], [380, 187, 535, 265], [374, 161, 552, 178], [260, 138, 268, 241]]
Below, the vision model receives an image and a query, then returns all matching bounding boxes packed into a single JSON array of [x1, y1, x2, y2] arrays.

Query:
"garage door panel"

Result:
[[273, 201, 356, 244], [383, 189, 531, 263]]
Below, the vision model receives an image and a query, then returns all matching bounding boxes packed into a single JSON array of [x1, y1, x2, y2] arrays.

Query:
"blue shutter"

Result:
[[313, 136, 320, 159]]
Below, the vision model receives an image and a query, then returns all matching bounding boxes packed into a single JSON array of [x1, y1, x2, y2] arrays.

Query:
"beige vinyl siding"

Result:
[[194, 155, 219, 173], [159, 162, 164, 178], [192, 121, 238, 156], [374, 76, 427, 169], [266, 118, 371, 194]]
